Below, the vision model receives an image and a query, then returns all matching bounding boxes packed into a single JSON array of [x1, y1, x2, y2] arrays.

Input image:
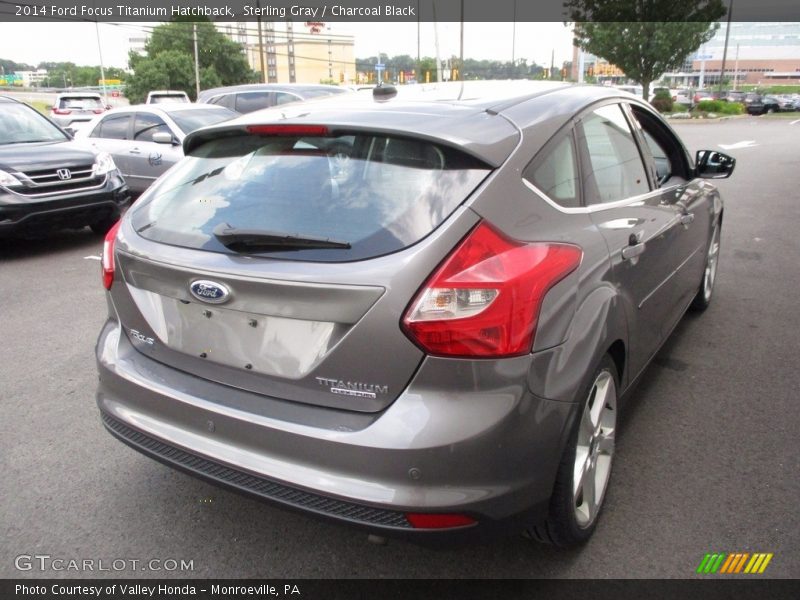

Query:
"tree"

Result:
[[566, 0, 726, 100], [125, 20, 254, 103]]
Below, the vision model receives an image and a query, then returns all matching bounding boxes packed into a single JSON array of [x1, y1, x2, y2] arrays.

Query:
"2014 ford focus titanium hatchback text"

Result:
[[96, 82, 734, 546]]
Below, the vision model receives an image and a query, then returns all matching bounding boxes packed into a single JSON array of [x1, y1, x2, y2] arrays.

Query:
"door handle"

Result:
[[129, 148, 141, 155], [622, 232, 646, 260], [622, 243, 646, 260], [680, 212, 695, 225]]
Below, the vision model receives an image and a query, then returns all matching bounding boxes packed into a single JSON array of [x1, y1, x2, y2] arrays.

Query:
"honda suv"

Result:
[[96, 82, 733, 546], [0, 96, 128, 237]]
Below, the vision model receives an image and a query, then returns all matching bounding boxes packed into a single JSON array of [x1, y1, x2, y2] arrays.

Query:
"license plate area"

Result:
[[157, 296, 340, 379]]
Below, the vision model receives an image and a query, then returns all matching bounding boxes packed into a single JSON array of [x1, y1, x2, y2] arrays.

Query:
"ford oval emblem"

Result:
[[190, 280, 231, 304]]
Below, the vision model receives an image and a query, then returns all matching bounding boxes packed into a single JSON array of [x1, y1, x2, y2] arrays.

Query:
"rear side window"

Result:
[[131, 133, 491, 262], [523, 132, 580, 208]]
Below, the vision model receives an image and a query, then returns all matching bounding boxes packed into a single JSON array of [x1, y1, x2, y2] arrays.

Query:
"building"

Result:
[[243, 22, 356, 84], [663, 22, 800, 88]]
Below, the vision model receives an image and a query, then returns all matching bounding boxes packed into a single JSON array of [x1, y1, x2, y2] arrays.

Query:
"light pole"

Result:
[[718, 0, 733, 93]]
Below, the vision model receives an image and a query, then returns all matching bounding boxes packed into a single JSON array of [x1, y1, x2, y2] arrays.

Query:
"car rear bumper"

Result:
[[95, 318, 577, 542], [0, 173, 128, 236]]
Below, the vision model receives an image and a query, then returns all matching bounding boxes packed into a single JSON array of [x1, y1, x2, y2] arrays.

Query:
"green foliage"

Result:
[[671, 102, 689, 113], [567, 0, 726, 100], [694, 100, 744, 115], [125, 20, 255, 103], [651, 92, 674, 113]]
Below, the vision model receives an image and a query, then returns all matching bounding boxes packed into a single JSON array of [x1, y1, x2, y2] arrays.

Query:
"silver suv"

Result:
[[96, 82, 733, 546]]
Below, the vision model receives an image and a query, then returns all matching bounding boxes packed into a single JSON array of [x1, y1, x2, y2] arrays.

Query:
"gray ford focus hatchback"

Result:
[[96, 81, 733, 546]]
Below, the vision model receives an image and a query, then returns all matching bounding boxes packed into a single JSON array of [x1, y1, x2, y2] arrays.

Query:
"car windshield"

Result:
[[131, 133, 491, 262], [0, 103, 68, 144], [168, 108, 238, 134], [59, 96, 103, 109]]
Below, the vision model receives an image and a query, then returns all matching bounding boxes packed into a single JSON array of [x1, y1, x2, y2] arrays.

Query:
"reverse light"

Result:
[[93, 152, 117, 176], [0, 169, 22, 187], [406, 513, 476, 529], [402, 222, 582, 358], [102, 220, 122, 290]]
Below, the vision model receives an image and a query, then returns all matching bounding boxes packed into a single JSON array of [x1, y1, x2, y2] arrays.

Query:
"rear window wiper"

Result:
[[213, 223, 351, 252]]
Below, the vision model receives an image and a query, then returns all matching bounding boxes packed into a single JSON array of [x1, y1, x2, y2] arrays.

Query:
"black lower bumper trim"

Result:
[[100, 412, 413, 529]]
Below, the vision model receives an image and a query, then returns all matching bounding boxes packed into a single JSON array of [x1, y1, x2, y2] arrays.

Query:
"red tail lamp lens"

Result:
[[102, 220, 122, 290], [402, 222, 582, 358], [406, 513, 476, 529]]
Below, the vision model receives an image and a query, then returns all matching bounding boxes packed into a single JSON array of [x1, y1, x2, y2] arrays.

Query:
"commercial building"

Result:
[[243, 22, 356, 84], [663, 22, 800, 88]]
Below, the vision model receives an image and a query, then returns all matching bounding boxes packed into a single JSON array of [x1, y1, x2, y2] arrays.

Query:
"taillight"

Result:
[[402, 222, 582, 358], [52, 108, 72, 115], [92, 108, 104, 114], [101, 220, 122, 290]]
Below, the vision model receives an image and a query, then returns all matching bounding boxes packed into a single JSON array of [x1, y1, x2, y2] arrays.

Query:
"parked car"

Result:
[[96, 81, 733, 547], [197, 83, 348, 114], [78, 103, 236, 194], [146, 90, 191, 104], [745, 94, 781, 115], [693, 89, 714, 104], [776, 95, 795, 111], [652, 87, 692, 108], [723, 90, 746, 104], [0, 96, 128, 237], [50, 92, 109, 131]]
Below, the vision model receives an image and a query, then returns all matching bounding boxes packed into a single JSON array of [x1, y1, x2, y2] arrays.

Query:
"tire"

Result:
[[690, 222, 721, 312], [89, 215, 119, 235], [526, 355, 619, 547]]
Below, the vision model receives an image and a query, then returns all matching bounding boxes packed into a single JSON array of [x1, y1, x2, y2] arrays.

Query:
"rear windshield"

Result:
[[131, 133, 491, 262], [168, 108, 237, 134], [59, 96, 103, 109]]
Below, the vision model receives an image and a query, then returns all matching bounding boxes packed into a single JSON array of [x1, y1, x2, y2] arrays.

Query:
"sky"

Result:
[[0, 21, 575, 70]]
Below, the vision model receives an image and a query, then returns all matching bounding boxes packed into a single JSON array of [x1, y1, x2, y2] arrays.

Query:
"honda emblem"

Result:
[[56, 168, 72, 180]]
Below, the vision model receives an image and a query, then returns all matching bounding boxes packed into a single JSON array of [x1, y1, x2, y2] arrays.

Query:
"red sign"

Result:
[[305, 21, 325, 34]]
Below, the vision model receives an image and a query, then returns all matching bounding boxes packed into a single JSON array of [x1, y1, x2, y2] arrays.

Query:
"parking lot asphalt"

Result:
[[1, 116, 798, 579]]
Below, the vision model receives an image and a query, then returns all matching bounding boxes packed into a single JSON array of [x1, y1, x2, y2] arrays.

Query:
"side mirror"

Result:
[[152, 132, 175, 145], [696, 150, 735, 179], [63, 127, 77, 137]]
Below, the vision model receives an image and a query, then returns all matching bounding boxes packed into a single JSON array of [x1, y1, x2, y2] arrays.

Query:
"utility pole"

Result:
[[193, 23, 201, 98], [458, 0, 464, 81], [432, 2, 441, 83], [94, 21, 108, 105], [256, 0, 266, 83], [511, 1, 517, 66], [718, 0, 733, 93], [733, 43, 740, 90]]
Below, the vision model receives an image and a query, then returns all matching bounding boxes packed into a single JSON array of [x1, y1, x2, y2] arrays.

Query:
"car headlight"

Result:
[[0, 169, 22, 187], [93, 152, 117, 176]]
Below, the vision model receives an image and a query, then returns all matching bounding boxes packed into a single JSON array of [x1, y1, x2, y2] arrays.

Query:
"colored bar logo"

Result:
[[696, 552, 773, 574]]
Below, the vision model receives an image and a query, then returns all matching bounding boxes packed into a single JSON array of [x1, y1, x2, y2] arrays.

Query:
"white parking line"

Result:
[[790, 119, 800, 126], [83, 255, 101, 261]]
